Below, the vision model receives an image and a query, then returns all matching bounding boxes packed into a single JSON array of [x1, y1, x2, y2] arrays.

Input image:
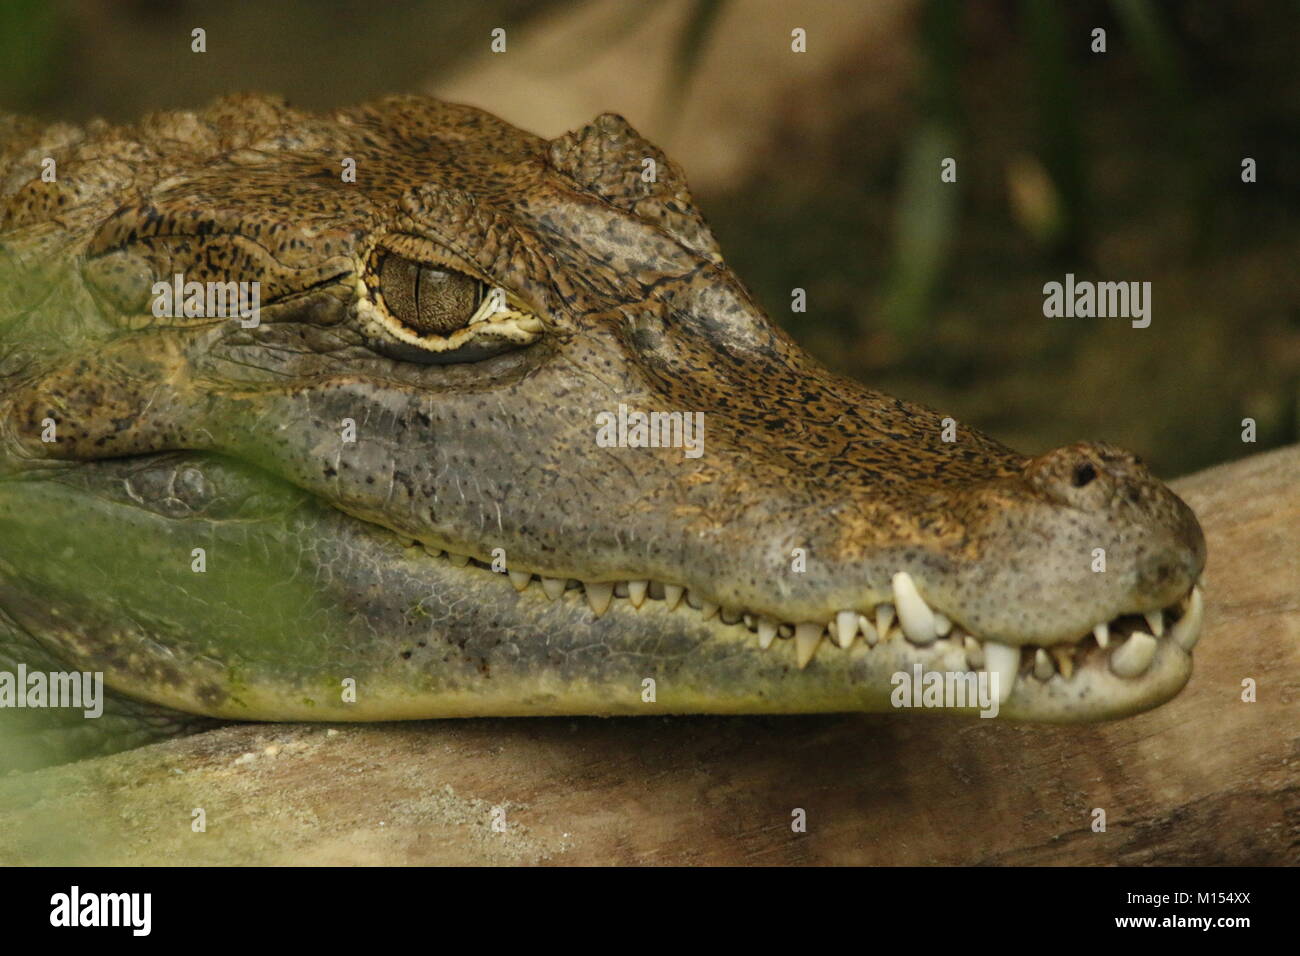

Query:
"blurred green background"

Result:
[[2, 0, 1296, 478]]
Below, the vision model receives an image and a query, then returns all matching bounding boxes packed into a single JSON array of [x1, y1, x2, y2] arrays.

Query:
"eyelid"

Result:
[[372, 234, 494, 288]]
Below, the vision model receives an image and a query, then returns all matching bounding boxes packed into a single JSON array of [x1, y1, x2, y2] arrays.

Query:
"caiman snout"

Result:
[[1022, 440, 1206, 595]]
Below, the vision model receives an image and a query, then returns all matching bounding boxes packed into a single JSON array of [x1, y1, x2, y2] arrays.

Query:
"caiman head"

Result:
[[0, 95, 1205, 727]]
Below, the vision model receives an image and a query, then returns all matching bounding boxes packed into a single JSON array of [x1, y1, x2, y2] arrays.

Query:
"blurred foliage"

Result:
[[884, 0, 962, 338], [658, 0, 727, 135], [0, 0, 65, 106], [884, 120, 959, 338], [1022, 0, 1086, 259]]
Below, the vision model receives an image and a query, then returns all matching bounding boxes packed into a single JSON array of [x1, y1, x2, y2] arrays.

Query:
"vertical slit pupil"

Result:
[[379, 255, 480, 335]]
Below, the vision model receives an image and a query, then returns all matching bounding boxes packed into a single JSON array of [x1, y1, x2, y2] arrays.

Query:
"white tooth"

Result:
[[875, 603, 896, 641], [794, 623, 824, 669], [834, 610, 859, 649], [422, 545, 444, 559], [1051, 646, 1074, 680], [858, 614, 879, 647], [508, 570, 531, 592], [743, 613, 756, 629], [663, 584, 684, 611], [757, 617, 778, 649], [1033, 648, 1055, 681], [933, 612, 952, 637], [585, 581, 614, 616], [699, 601, 719, 621], [1144, 611, 1164, 637], [963, 635, 984, 670], [1110, 632, 1158, 678], [983, 641, 1018, 703], [892, 572, 937, 645], [1093, 622, 1110, 648], [626, 580, 648, 608], [448, 552, 470, 567], [1171, 586, 1203, 651], [541, 576, 566, 601]]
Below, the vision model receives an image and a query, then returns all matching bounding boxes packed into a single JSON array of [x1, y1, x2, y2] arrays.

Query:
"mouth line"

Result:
[[377, 523, 1203, 697]]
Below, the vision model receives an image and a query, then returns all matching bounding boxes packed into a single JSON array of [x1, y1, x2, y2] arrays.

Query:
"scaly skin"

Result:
[[0, 96, 1205, 763]]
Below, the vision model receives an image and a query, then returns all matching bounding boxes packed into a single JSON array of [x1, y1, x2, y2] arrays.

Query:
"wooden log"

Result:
[[0, 446, 1295, 865]]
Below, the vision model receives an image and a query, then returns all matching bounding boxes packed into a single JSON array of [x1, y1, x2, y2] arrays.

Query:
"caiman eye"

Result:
[[359, 250, 543, 364], [378, 256, 484, 336]]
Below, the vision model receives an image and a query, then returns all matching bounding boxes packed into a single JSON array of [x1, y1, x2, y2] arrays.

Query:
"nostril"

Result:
[[1072, 462, 1097, 488], [1139, 552, 1181, 591]]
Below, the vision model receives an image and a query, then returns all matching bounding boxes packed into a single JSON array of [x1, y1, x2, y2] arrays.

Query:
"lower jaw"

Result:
[[92, 550, 1193, 725], [137, 613, 1190, 723], [319, 537, 1203, 723]]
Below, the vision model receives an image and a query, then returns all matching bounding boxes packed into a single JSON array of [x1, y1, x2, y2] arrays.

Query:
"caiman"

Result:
[[0, 95, 1205, 767]]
